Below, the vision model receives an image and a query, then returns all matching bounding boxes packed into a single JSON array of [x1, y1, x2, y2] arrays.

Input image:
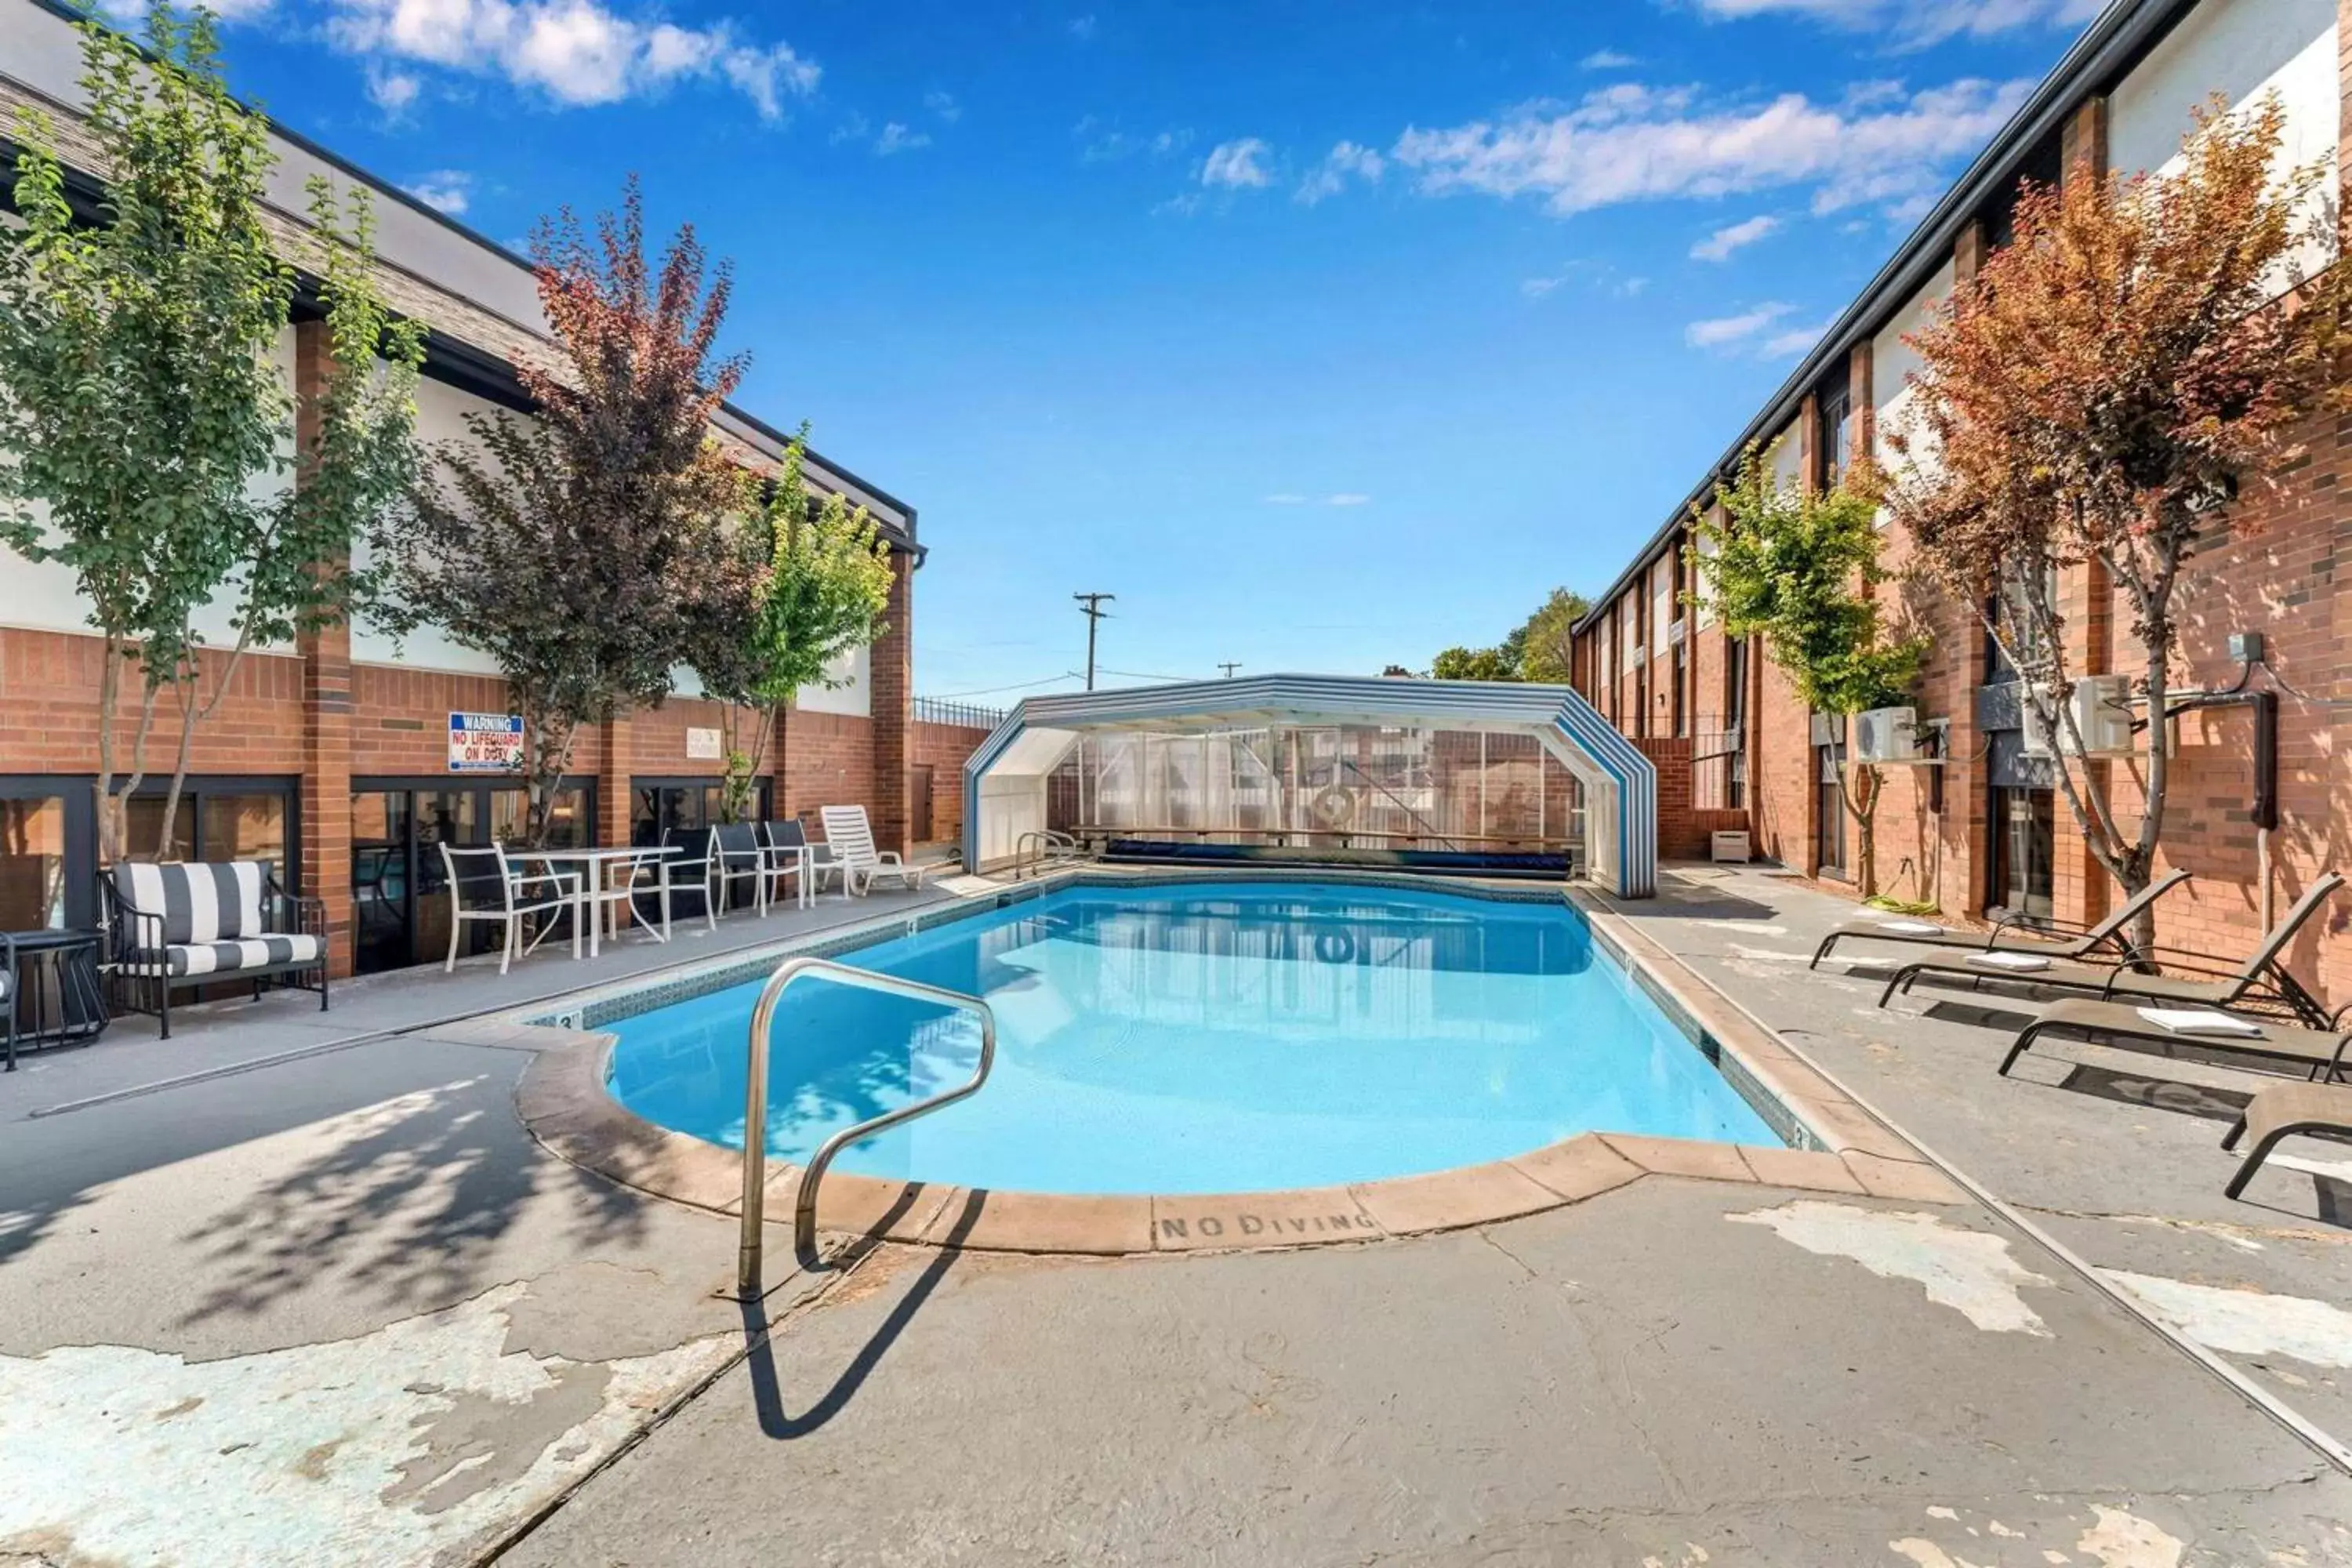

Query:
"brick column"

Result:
[[2054, 92, 2114, 930], [1798, 391, 1822, 494], [1954, 219, 1988, 284], [866, 550, 916, 857], [1848, 339, 1875, 479], [292, 320, 357, 976], [597, 717, 633, 848]]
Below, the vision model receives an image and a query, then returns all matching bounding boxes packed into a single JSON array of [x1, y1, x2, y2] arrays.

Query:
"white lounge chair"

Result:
[[818, 805, 927, 896]]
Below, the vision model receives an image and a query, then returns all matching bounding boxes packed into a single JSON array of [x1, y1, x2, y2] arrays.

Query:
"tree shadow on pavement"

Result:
[[169, 1068, 654, 1326]]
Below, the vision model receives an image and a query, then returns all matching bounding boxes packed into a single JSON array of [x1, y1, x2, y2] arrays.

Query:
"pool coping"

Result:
[[505, 869, 1969, 1255]]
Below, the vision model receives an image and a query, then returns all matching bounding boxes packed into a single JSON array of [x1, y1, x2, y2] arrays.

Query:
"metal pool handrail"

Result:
[[738, 954, 997, 1295]]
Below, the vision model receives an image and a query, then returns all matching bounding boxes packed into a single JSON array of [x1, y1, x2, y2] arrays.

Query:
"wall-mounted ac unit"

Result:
[[1853, 706, 1921, 763], [2020, 677, 2139, 757], [2070, 674, 2137, 755], [2013, 681, 2145, 761]]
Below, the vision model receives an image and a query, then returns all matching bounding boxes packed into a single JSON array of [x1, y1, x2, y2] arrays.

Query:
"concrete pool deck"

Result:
[[2, 865, 2349, 1564]]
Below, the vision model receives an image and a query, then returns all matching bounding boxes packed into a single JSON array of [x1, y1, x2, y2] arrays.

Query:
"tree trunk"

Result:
[[1841, 760, 1882, 899], [523, 715, 578, 850]]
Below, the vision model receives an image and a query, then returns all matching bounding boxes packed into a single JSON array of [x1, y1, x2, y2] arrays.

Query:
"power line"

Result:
[[920, 670, 1083, 699], [1073, 592, 1116, 691], [1218, 661, 1243, 679]]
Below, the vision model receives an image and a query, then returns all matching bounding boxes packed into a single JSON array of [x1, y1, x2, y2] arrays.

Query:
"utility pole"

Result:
[[1073, 592, 1115, 691], [1218, 662, 1242, 679]]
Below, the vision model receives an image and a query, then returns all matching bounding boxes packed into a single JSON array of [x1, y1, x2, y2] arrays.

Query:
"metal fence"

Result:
[[913, 696, 1010, 730], [1690, 729, 1745, 813]]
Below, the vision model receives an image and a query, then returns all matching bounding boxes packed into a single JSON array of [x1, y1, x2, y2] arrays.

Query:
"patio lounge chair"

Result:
[[2221, 1082, 2352, 1198], [1878, 872, 2343, 1025], [1996, 996, 2351, 1080], [1812, 868, 2188, 970], [818, 805, 927, 896], [100, 859, 329, 1038]]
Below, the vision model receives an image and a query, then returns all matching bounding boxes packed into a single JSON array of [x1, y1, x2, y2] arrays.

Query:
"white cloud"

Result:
[[1522, 259, 1647, 299], [1294, 140, 1385, 205], [1686, 302, 1791, 347], [324, 0, 818, 119], [1069, 13, 1097, 39], [1389, 76, 2031, 220], [924, 90, 960, 122], [1201, 137, 1275, 190], [1076, 119, 1192, 163], [1693, 0, 2102, 49], [874, 122, 931, 155], [366, 64, 421, 116], [1264, 492, 1370, 506], [1325, 493, 1371, 506], [1762, 319, 1833, 357], [401, 169, 472, 214], [1691, 212, 1780, 261], [1580, 48, 1636, 69]]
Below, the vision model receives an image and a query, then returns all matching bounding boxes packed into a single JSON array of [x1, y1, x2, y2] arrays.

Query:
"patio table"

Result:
[[519, 845, 681, 958]]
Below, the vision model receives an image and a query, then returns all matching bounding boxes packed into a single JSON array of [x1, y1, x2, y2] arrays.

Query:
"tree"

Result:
[[0, 5, 290, 862], [374, 180, 750, 846], [1689, 443, 1925, 896], [150, 180, 426, 852], [1886, 95, 2342, 932], [1430, 587, 1591, 684], [682, 431, 894, 823], [1508, 586, 1590, 683], [1431, 645, 1518, 681]]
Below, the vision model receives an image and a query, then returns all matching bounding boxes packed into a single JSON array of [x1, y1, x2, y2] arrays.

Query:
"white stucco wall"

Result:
[[350, 376, 512, 676], [0, 323, 299, 651], [1872, 259, 1953, 518], [794, 642, 873, 717], [2109, 0, 2339, 289], [1767, 419, 1805, 492]]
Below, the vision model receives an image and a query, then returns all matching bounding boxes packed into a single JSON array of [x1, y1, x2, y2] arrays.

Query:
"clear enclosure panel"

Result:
[[1048, 722, 1584, 853]]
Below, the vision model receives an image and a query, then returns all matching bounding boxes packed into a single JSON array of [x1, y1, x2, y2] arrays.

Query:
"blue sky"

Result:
[[187, 0, 2099, 699]]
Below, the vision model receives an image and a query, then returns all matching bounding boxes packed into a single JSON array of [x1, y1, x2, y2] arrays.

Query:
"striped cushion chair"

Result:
[[102, 860, 328, 1039]]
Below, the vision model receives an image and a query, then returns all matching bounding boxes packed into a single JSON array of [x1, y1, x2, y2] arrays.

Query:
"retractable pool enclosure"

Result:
[[961, 674, 1657, 897]]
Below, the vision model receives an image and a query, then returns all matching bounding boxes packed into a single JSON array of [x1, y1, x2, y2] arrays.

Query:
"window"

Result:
[[630, 778, 771, 844], [1671, 644, 1686, 739], [1820, 389, 1853, 490], [1816, 724, 1846, 877], [0, 793, 68, 930], [1991, 786, 2055, 920], [114, 780, 296, 882]]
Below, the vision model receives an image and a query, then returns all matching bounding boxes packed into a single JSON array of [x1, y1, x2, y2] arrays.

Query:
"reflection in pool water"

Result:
[[604, 881, 1780, 1195]]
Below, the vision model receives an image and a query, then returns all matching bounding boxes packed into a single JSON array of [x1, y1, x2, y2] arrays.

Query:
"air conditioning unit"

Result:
[[2020, 677, 2139, 757], [2071, 675, 2137, 755], [1853, 706, 1921, 763]]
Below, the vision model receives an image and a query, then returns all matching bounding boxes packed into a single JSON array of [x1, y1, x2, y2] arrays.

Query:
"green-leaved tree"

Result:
[[1688, 443, 1925, 896], [684, 432, 895, 824], [0, 5, 289, 862]]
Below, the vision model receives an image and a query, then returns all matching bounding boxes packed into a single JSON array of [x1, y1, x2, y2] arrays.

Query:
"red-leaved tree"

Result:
[[375, 178, 750, 844], [1886, 95, 2343, 933]]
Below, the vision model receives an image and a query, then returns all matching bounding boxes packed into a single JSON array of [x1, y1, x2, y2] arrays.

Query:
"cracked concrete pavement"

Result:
[[5, 867, 2350, 1565], [1599, 865, 2352, 1450], [505, 1178, 2352, 1566]]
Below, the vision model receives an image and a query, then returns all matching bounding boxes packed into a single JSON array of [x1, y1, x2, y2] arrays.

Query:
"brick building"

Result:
[[0, 0, 990, 976], [1568, 0, 2352, 1002]]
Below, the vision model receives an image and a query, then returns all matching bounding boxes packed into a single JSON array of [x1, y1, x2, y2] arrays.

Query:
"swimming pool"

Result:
[[603, 881, 1782, 1195]]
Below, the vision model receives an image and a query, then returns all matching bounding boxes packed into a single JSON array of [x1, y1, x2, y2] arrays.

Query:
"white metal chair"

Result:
[[818, 805, 927, 897], [439, 844, 579, 975], [712, 823, 768, 917], [658, 828, 720, 933], [756, 818, 811, 909]]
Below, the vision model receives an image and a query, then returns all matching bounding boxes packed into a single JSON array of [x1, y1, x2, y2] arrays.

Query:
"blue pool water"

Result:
[[604, 881, 1780, 1194]]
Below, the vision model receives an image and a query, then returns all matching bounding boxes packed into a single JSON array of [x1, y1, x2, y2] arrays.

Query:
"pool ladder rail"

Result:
[[1011, 828, 1082, 880], [736, 954, 997, 1296]]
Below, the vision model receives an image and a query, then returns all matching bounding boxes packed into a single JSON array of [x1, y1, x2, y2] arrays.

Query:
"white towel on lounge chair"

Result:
[[1967, 951, 2052, 971], [2136, 1007, 2264, 1038], [1874, 919, 1944, 935]]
